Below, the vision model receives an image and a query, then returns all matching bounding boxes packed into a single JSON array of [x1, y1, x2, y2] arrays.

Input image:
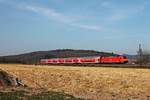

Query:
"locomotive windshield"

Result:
[[123, 56, 127, 59]]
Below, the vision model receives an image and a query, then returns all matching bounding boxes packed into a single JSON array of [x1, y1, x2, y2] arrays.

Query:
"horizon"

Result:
[[0, 49, 136, 57], [0, 0, 150, 56]]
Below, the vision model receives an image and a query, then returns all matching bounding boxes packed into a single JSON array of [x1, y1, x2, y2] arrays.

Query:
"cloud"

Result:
[[73, 24, 102, 31], [18, 5, 101, 31], [101, 1, 111, 8], [100, 1, 146, 22], [0, 0, 102, 31], [0, 0, 5, 3], [18, 4, 72, 23], [17, 4, 102, 31], [5, 0, 143, 32], [104, 2, 146, 22], [109, 6, 145, 21], [109, 11, 127, 21]]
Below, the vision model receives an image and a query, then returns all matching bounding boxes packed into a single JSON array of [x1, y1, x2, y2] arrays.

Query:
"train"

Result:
[[40, 55, 128, 64]]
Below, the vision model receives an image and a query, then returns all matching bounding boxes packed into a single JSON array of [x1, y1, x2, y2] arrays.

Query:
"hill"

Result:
[[0, 49, 117, 64], [123, 54, 136, 60]]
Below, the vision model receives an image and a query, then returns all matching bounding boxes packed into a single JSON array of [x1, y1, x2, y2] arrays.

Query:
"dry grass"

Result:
[[0, 64, 150, 100]]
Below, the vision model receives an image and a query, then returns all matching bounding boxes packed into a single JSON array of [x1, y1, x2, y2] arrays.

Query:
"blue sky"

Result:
[[0, 0, 150, 56]]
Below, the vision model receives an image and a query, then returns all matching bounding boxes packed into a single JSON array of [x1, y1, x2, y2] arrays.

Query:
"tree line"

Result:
[[136, 44, 150, 66]]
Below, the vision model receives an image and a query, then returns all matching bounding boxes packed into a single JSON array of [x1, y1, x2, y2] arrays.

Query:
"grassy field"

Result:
[[0, 64, 150, 100], [0, 90, 82, 100]]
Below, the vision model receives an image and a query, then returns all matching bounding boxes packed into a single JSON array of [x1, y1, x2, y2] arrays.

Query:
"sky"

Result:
[[0, 0, 150, 56]]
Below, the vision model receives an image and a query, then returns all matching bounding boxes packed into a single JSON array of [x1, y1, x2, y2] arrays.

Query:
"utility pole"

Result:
[[139, 44, 142, 58], [137, 44, 143, 66]]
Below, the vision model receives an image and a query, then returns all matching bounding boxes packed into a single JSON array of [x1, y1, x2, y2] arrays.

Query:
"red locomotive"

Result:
[[40, 55, 128, 64]]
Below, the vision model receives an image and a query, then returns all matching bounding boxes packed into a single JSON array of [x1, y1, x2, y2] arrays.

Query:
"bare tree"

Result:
[[137, 44, 143, 66], [142, 51, 150, 65], [136, 44, 150, 66]]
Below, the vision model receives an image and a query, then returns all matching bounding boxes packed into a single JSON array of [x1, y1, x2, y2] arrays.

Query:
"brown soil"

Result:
[[0, 64, 150, 100]]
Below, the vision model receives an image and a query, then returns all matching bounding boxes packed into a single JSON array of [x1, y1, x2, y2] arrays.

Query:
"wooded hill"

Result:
[[0, 49, 117, 64]]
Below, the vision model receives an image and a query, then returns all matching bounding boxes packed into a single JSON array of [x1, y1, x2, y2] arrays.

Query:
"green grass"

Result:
[[0, 90, 83, 100]]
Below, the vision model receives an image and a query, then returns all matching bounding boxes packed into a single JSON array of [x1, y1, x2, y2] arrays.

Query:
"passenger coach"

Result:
[[40, 55, 128, 64]]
